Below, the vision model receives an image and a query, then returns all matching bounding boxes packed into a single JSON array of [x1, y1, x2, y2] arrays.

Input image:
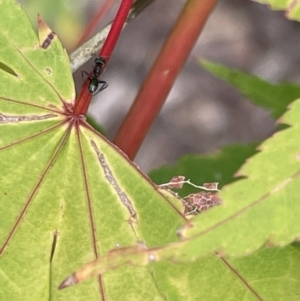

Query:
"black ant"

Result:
[[82, 57, 108, 95]]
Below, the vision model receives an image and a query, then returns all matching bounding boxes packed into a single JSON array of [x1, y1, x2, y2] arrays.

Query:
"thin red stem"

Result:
[[99, 0, 132, 62], [113, 0, 218, 160], [73, 0, 133, 116]]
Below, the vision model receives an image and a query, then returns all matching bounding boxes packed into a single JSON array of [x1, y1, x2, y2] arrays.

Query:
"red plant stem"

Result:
[[73, 0, 133, 116], [99, 0, 132, 61], [74, 0, 114, 49], [113, 0, 218, 160]]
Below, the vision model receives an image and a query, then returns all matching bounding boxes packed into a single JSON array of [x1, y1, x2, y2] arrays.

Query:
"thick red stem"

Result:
[[113, 0, 218, 160], [73, 0, 133, 116]]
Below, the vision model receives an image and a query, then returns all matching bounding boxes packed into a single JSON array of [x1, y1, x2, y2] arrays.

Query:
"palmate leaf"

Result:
[[2, 1, 300, 300], [253, 0, 300, 21], [68, 96, 300, 298], [68, 61, 300, 299], [0, 0, 186, 300]]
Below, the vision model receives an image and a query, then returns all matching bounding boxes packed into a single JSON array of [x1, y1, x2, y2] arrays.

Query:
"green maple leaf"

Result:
[[0, 1, 185, 300], [2, 1, 300, 300], [62, 29, 300, 301]]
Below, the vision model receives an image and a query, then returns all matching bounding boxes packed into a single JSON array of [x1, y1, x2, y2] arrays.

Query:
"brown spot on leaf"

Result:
[[183, 192, 222, 215], [41, 32, 56, 49], [45, 68, 51, 75]]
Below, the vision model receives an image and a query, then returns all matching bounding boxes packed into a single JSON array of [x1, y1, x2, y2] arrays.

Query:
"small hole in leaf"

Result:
[[45, 68, 52, 75]]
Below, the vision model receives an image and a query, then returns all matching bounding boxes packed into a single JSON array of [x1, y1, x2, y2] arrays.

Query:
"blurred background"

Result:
[[20, 0, 300, 172]]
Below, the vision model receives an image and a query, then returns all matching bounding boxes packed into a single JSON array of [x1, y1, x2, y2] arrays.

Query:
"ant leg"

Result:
[[81, 70, 90, 80], [94, 80, 108, 95], [99, 81, 108, 91]]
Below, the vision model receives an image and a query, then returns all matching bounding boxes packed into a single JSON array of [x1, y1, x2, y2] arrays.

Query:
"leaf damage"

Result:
[[158, 176, 221, 215], [0, 113, 57, 123], [58, 177, 222, 288], [91, 140, 137, 219], [41, 32, 56, 49], [0, 62, 18, 77], [58, 242, 153, 290], [182, 191, 222, 215], [38, 14, 57, 49]]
